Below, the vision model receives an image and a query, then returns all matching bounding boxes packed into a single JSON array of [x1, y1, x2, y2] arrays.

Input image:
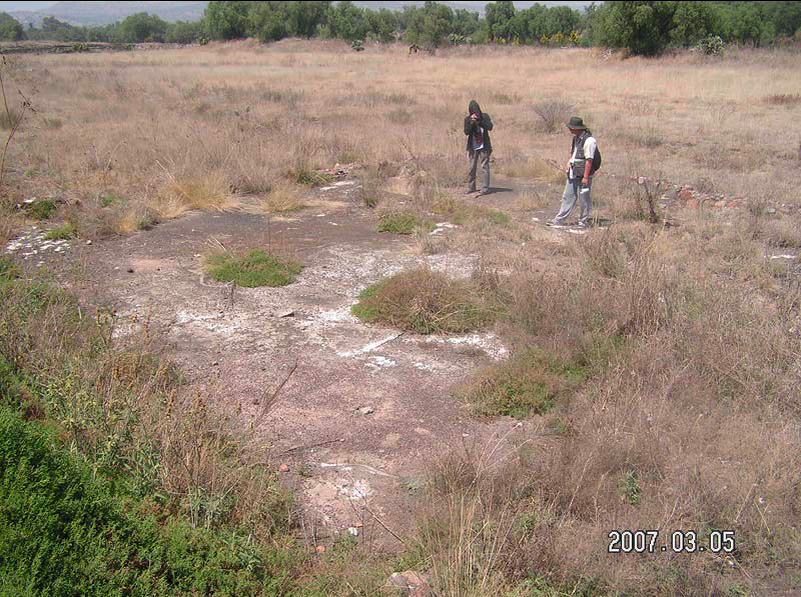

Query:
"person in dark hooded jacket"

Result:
[[464, 99, 493, 196]]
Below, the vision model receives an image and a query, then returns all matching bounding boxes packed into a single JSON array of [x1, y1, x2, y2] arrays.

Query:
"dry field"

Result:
[[2, 39, 801, 596]]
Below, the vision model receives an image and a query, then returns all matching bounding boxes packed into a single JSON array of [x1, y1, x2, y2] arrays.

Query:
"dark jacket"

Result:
[[464, 99, 493, 152]]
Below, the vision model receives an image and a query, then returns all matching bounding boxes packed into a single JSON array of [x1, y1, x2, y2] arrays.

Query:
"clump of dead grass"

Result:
[[352, 266, 498, 334], [258, 180, 306, 214], [155, 174, 237, 219]]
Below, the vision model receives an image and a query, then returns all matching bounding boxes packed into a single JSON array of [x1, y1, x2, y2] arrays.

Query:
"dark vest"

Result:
[[571, 131, 592, 179]]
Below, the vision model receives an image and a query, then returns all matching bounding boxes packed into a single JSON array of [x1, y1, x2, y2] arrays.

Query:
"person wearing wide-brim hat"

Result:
[[548, 116, 598, 228]]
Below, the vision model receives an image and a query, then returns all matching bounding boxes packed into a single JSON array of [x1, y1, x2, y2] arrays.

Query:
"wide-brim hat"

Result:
[[566, 116, 587, 130]]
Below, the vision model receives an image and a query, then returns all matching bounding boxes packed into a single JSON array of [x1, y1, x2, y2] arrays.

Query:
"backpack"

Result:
[[590, 145, 602, 175]]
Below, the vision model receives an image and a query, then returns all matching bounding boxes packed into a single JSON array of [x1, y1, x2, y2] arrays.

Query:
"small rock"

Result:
[[315, 545, 327, 554], [85, 240, 92, 245], [277, 310, 295, 318], [278, 463, 290, 473], [388, 571, 432, 597], [347, 527, 359, 537], [357, 406, 375, 415], [127, 268, 134, 273], [767, 207, 777, 215], [637, 176, 646, 185]]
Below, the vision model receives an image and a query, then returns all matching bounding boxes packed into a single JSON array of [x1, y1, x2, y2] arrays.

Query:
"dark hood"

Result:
[[469, 100, 482, 116]]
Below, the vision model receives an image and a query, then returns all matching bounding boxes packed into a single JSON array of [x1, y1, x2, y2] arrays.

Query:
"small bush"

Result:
[[205, 249, 303, 288], [352, 266, 497, 334], [0, 108, 22, 130], [0, 256, 20, 281], [44, 223, 78, 241], [533, 99, 574, 133], [763, 93, 801, 106], [462, 348, 587, 419], [378, 211, 434, 235], [287, 165, 333, 187], [24, 199, 57, 221]]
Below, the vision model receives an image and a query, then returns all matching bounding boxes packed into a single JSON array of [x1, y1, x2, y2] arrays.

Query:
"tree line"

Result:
[[1, 1, 800, 56]]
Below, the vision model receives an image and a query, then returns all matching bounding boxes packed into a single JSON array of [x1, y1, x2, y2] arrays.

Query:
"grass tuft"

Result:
[[352, 266, 497, 334], [44, 222, 78, 241], [378, 211, 434, 235], [24, 199, 57, 221], [461, 348, 587, 419], [205, 249, 303, 288]]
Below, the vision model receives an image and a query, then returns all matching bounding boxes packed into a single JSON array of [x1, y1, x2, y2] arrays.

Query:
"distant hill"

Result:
[[9, 1, 208, 27], [8, 1, 595, 28]]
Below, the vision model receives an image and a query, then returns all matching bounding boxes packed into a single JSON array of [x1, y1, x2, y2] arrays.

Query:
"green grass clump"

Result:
[[288, 166, 333, 187], [206, 250, 303, 288], [378, 211, 434, 235], [0, 407, 295, 597], [352, 266, 496, 334], [44, 223, 78, 241], [462, 348, 587, 419], [24, 199, 57, 221], [0, 256, 20, 281]]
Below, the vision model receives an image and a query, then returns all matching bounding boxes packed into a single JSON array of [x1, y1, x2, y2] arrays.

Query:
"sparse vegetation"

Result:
[[206, 249, 303, 288], [23, 199, 57, 221], [352, 267, 497, 334], [1, 37, 801, 597], [378, 211, 434, 235], [462, 348, 587, 419], [44, 222, 77, 240]]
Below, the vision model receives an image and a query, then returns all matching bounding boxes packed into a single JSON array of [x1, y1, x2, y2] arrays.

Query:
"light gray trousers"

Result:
[[552, 176, 592, 226], [467, 149, 491, 193]]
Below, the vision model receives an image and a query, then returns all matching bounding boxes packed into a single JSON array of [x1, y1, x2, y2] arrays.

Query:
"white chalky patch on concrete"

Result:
[[366, 355, 397, 369], [338, 333, 403, 358], [771, 254, 797, 260], [417, 333, 508, 360], [337, 478, 372, 500], [319, 181, 356, 191]]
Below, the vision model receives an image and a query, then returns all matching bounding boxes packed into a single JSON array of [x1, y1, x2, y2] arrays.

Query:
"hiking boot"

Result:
[[465, 189, 476, 195]]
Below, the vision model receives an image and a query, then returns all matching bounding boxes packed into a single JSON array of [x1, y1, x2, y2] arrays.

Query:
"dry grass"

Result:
[[2, 40, 801, 595], [155, 173, 237, 218]]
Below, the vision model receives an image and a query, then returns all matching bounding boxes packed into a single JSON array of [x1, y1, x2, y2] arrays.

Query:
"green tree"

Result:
[[166, 20, 205, 44], [671, 1, 719, 46], [204, 0, 251, 40], [597, 1, 677, 56], [324, 1, 368, 41], [365, 8, 398, 43], [115, 12, 169, 43], [286, 0, 330, 38], [486, 0, 515, 41], [453, 8, 480, 38], [0, 12, 25, 41], [404, 1, 454, 47], [249, 1, 289, 42]]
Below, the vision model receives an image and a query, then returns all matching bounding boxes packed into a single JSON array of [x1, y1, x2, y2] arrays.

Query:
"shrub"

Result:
[[352, 266, 497, 334], [23, 199, 57, 221], [462, 348, 587, 419], [205, 249, 303, 287], [378, 211, 434, 235], [44, 222, 77, 240], [533, 99, 574, 133]]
